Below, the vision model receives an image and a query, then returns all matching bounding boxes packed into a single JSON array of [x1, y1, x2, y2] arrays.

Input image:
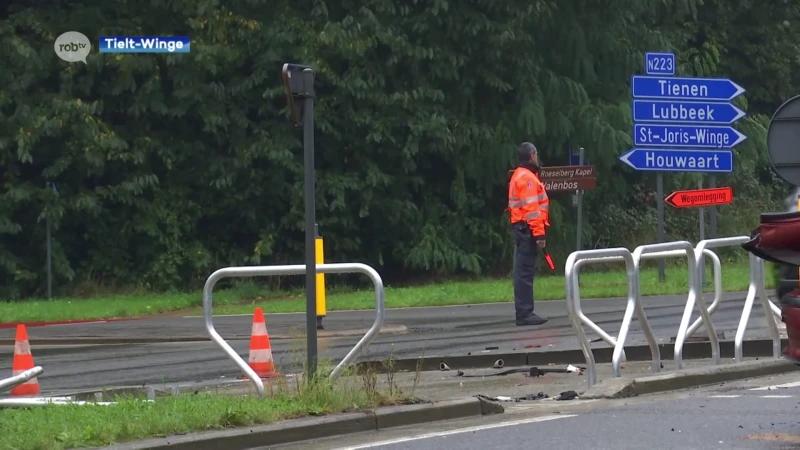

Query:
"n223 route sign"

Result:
[[620, 52, 746, 174]]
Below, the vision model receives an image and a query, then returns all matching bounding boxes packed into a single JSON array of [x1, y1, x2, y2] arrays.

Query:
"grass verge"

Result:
[[0, 261, 763, 324], [0, 359, 411, 450]]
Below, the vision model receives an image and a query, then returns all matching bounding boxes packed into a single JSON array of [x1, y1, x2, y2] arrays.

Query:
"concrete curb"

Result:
[[97, 396, 503, 450], [581, 359, 800, 399], [357, 338, 793, 373]]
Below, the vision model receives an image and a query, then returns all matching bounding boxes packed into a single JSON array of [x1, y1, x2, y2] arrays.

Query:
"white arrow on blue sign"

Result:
[[632, 100, 746, 125], [618, 148, 733, 173], [633, 124, 746, 149], [631, 76, 746, 101]]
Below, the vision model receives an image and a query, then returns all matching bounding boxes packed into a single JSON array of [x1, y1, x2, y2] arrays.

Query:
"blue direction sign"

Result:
[[645, 52, 675, 76], [632, 100, 746, 125], [632, 76, 745, 101], [618, 148, 733, 173], [634, 124, 746, 149]]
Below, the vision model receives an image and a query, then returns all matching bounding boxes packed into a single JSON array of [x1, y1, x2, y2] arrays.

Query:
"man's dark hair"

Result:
[[517, 142, 537, 164]]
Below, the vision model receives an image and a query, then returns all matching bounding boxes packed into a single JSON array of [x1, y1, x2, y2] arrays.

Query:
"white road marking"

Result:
[[332, 414, 577, 449], [750, 380, 800, 391], [708, 394, 795, 399]]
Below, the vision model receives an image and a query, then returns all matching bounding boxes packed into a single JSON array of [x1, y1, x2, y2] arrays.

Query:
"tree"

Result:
[[0, 0, 793, 298]]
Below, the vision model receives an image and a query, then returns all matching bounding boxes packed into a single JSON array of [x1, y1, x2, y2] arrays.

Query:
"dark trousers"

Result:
[[512, 222, 537, 319]]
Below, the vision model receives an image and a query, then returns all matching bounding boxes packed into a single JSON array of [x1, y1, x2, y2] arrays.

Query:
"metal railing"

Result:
[[631, 241, 699, 374], [674, 237, 745, 368], [673, 237, 782, 368], [566, 243, 723, 388], [567, 236, 784, 387], [203, 263, 386, 397], [0, 367, 43, 392], [565, 248, 641, 388], [734, 253, 782, 361], [685, 250, 722, 340]]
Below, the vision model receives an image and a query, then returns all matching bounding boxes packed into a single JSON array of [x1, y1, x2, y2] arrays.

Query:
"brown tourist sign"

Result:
[[538, 165, 597, 192]]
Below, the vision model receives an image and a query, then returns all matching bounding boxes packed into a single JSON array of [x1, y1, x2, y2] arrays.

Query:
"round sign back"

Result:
[[767, 95, 800, 186]]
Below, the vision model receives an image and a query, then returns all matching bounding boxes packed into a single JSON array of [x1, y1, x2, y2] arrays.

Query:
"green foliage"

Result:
[[0, 0, 796, 298]]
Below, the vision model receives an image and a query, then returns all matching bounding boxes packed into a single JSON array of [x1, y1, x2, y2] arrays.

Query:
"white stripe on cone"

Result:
[[249, 349, 273, 363], [251, 322, 268, 336], [15, 340, 31, 355]]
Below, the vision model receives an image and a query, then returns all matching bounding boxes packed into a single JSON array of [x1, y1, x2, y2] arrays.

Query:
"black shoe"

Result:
[[516, 313, 548, 326]]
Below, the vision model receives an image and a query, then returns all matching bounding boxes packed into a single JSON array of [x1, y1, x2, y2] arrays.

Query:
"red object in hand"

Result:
[[544, 252, 555, 270]]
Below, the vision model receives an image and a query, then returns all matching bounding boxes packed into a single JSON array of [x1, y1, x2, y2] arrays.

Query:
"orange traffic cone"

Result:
[[244, 308, 280, 378], [11, 324, 40, 396]]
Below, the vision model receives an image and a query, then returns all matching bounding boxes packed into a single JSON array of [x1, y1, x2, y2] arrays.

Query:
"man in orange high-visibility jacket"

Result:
[[508, 142, 550, 326]]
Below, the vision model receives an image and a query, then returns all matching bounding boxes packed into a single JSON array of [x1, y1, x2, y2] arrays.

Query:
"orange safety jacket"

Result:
[[507, 166, 550, 237]]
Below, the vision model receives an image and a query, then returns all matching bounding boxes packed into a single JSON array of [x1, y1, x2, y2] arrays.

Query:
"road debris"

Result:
[[455, 365, 586, 378], [476, 390, 580, 403]]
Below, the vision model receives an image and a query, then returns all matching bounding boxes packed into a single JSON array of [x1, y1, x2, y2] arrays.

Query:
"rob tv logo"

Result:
[[54, 31, 91, 63]]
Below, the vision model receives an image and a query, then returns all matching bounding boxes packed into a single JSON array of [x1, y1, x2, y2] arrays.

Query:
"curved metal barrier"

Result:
[[203, 263, 386, 397], [734, 253, 782, 361], [565, 244, 725, 388], [674, 237, 748, 368], [0, 366, 43, 392], [631, 241, 699, 373], [565, 248, 642, 388], [673, 236, 783, 368], [685, 250, 722, 340], [568, 236, 784, 386]]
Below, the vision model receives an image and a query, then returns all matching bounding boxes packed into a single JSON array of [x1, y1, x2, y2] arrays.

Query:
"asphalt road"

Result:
[[0, 292, 782, 392], [275, 370, 800, 450]]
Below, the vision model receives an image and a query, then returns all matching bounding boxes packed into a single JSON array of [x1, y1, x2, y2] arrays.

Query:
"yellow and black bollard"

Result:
[[315, 224, 327, 330]]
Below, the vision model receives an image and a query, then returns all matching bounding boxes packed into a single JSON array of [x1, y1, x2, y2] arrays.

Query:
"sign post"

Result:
[[643, 52, 677, 282], [575, 147, 585, 250], [282, 63, 319, 380], [697, 180, 706, 286], [709, 175, 717, 238], [45, 182, 56, 299], [624, 52, 746, 282]]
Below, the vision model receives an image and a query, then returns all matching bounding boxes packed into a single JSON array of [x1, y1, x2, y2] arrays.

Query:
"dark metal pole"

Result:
[[698, 179, 706, 287], [709, 175, 717, 239], [46, 183, 52, 300], [575, 147, 584, 251], [656, 173, 665, 282], [302, 68, 318, 380]]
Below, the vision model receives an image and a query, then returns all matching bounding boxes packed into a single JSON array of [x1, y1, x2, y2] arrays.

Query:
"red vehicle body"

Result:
[[742, 205, 800, 364], [778, 263, 800, 363]]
